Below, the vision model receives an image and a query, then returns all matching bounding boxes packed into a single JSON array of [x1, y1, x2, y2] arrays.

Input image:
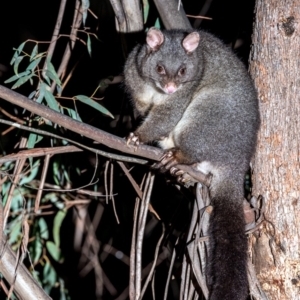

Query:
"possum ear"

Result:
[[182, 32, 200, 53], [146, 28, 164, 51]]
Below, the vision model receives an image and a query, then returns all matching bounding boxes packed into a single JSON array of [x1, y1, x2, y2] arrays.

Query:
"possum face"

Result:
[[140, 28, 203, 95]]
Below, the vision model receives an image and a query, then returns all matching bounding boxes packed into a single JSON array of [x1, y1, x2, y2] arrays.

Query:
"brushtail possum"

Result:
[[124, 27, 259, 300]]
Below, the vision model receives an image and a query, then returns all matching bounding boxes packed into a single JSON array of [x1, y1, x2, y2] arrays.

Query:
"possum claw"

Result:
[[126, 132, 140, 150]]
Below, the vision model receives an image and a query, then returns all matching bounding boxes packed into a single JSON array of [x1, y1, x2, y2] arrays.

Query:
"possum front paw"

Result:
[[152, 149, 191, 183], [153, 149, 209, 187], [126, 132, 141, 149], [152, 149, 180, 171]]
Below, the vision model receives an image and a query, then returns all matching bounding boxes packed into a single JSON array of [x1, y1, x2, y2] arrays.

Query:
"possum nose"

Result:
[[165, 82, 177, 94]]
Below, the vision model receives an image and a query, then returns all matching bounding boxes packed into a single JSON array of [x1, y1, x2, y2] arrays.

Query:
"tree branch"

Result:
[[152, 0, 191, 30], [0, 85, 211, 186], [0, 241, 51, 300]]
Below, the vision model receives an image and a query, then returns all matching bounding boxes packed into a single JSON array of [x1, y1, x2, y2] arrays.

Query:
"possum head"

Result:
[[139, 28, 203, 95]]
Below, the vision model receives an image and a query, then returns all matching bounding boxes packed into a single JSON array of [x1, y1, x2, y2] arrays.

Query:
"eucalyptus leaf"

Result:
[[10, 42, 25, 65], [30, 44, 38, 61], [19, 159, 40, 185], [44, 86, 60, 112], [4, 70, 31, 84], [81, 0, 90, 25], [8, 221, 21, 244], [46, 241, 62, 262], [65, 107, 82, 122], [75, 95, 114, 118], [26, 56, 42, 72], [32, 236, 43, 264], [43, 261, 57, 285], [53, 210, 66, 247], [87, 35, 92, 57], [28, 90, 36, 99], [27, 133, 37, 149], [143, 0, 150, 24], [154, 18, 161, 29], [38, 217, 49, 239], [46, 59, 61, 86], [11, 74, 33, 89], [45, 70, 62, 87], [36, 84, 46, 103], [13, 55, 25, 75]]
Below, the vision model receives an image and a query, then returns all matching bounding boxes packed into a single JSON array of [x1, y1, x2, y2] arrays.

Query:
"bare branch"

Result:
[[0, 85, 211, 186], [152, 0, 191, 30], [0, 241, 52, 300], [110, 0, 143, 32], [0, 85, 161, 161]]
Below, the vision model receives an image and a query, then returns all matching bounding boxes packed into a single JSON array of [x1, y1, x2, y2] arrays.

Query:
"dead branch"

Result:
[[0, 85, 210, 185], [152, 0, 191, 30], [110, 0, 143, 32], [0, 241, 52, 300], [0, 85, 160, 161]]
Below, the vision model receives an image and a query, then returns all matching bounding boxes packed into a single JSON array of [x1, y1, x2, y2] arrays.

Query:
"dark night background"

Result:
[[0, 1, 256, 299]]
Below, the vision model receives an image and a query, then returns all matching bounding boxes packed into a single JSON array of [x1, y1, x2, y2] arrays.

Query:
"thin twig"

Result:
[[130, 198, 140, 300], [0, 146, 83, 164], [117, 161, 143, 199], [140, 222, 165, 299], [55, 0, 82, 85], [104, 160, 109, 204], [44, 0, 67, 64], [163, 239, 177, 300], [0, 85, 211, 186], [35, 154, 50, 212], [0, 118, 148, 165], [136, 173, 155, 299], [3, 158, 26, 229]]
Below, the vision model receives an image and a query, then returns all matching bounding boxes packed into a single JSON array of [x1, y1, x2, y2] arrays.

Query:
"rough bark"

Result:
[[249, 1, 300, 299]]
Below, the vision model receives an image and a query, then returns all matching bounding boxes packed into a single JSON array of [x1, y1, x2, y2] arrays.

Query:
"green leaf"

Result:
[[43, 261, 57, 285], [65, 107, 82, 122], [45, 70, 62, 87], [28, 90, 36, 99], [10, 42, 25, 65], [53, 210, 66, 248], [19, 159, 40, 185], [46, 59, 61, 86], [27, 133, 39, 167], [13, 55, 25, 75], [154, 18, 161, 29], [37, 84, 46, 103], [4, 70, 31, 83], [11, 74, 33, 89], [32, 236, 43, 264], [143, 0, 150, 24], [9, 189, 24, 211], [42, 72, 51, 85], [26, 56, 42, 72], [30, 44, 38, 61], [38, 217, 49, 239], [27, 133, 37, 149], [44, 85, 60, 112], [46, 241, 62, 262], [81, 0, 90, 25], [75, 95, 114, 118], [87, 35, 92, 57], [8, 220, 22, 244]]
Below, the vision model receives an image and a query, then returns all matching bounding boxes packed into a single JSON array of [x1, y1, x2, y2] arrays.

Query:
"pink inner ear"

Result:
[[146, 28, 164, 50], [182, 32, 200, 53]]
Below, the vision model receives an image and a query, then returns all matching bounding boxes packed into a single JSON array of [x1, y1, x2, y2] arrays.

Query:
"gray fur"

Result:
[[124, 28, 260, 300]]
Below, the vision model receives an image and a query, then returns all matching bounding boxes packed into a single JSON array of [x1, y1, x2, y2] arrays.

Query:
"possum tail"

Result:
[[208, 178, 248, 300]]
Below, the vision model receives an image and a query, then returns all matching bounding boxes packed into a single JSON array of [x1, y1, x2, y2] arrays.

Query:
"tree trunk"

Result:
[[249, 1, 300, 299]]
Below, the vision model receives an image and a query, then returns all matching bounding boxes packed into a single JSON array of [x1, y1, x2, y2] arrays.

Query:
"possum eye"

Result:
[[178, 67, 186, 76], [156, 65, 165, 75]]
